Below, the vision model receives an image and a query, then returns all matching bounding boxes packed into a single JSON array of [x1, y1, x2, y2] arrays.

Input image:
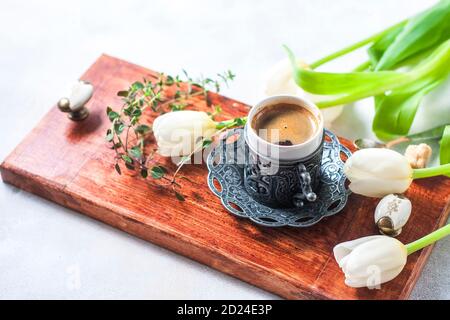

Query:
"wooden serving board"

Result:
[[2, 54, 450, 300]]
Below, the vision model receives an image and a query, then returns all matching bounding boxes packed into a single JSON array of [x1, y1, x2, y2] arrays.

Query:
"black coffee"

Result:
[[252, 103, 318, 145]]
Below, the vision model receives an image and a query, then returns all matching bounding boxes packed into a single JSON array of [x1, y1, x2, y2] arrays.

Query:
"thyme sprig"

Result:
[[105, 70, 236, 201]]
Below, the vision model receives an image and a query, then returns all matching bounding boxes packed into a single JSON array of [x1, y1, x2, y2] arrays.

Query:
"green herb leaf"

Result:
[[165, 75, 174, 86], [121, 154, 133, 164], [151, 166, 166, 179], [110, 142, 122, 149], [169, 103, 186, 111], [202, 139, 212, 148], [132, 81, 144, 90], [131, 109, 142, 117], [130, 116, 139, 125], [234, 117, 246, 126], [123, 106, 133, 116], [227, 70, 236, 80], [140, 169, 148, 178], [114, 163, 121, 175], [214, 105, 222, 114], [117, 90, 128, 97], [174, 191, 185, 202], [129, 146, 142, 159], [108, 111, 120, 121], [106, 132, 114, 142], [134, 124, 151, 134], [114, 122, 125, 135], [182, 69, 191, 81]]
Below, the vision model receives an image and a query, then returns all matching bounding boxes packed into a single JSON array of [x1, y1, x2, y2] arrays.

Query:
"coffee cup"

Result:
[[244, 95, 324, 208]]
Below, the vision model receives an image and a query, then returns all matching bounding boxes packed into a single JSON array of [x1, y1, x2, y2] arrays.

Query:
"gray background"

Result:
[[1, 0, 449, 299]]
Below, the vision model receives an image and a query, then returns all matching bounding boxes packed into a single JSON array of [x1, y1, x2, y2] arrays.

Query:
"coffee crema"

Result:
[[251, 103, 318, 146]]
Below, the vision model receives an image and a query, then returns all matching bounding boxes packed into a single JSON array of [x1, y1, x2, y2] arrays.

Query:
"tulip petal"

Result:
[[345, 148, 413, 180], [333, 235, 384, 264], [344, 148, 413, 197], [344, 275, 371, 288], [153, 111, 218, 157], [264, 58, 308, 96], [344, 265, 405, 288], [348, 177, 412, 197], [343, 237, 407, 278], [379, 266, 405, 286]]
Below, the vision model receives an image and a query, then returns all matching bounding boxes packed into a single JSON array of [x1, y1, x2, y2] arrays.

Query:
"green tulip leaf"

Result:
[[373, 78, 445, 140], [375, 0, 450, 70], [368, 24, 404, 67], [372, 39, 450, 140], [440, 125, 450, 177], [285, 45, 403, 96]]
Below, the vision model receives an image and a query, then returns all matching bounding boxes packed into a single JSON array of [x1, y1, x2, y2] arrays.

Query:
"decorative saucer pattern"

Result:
[[207, 129, 352, 227]]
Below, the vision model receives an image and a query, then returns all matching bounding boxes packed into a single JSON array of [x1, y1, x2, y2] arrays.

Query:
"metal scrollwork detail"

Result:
[[207, 128, 352, 228]]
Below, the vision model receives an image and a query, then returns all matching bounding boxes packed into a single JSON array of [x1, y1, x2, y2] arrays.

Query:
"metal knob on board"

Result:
[[57, 80, 93, 121]]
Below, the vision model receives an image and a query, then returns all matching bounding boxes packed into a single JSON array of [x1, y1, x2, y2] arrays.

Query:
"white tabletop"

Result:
[[1, 0, 449, 299]]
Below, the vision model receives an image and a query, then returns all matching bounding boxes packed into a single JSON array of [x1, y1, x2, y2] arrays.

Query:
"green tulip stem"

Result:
[[353, 61, 372, 72], [406, 224, 450, 255], [412, 163, 450, 179], [310, 20, 407, 69]]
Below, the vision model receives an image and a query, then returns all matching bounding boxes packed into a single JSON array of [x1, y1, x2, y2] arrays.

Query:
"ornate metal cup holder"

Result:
[[207, 128, 352, 227]]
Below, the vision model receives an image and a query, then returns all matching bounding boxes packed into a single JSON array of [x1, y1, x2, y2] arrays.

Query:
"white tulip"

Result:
[[344, 148, 413, 197], [153, 111, 217, 157], [263, 58, 344, 125], [264, 58, 306, 96], [333, 235, 407, 288]]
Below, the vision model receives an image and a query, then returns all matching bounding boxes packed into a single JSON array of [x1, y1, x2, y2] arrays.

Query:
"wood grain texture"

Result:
[[1, 54, 450, 300]]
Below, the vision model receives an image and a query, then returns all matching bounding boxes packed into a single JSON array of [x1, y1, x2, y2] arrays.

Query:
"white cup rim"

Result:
[[245, 95, 324, 161]]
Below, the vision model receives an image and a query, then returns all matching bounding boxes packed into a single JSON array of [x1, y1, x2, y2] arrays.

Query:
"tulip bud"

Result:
[[333, 235, 407, 288], [344, 148, 413, 197], [263, 58, 343, 125], [264, 58, 310, 96], [153, 111, 217, 157]]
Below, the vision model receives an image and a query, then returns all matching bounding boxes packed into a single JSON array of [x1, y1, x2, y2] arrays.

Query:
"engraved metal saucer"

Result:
[[206, 129, 352, 227]]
